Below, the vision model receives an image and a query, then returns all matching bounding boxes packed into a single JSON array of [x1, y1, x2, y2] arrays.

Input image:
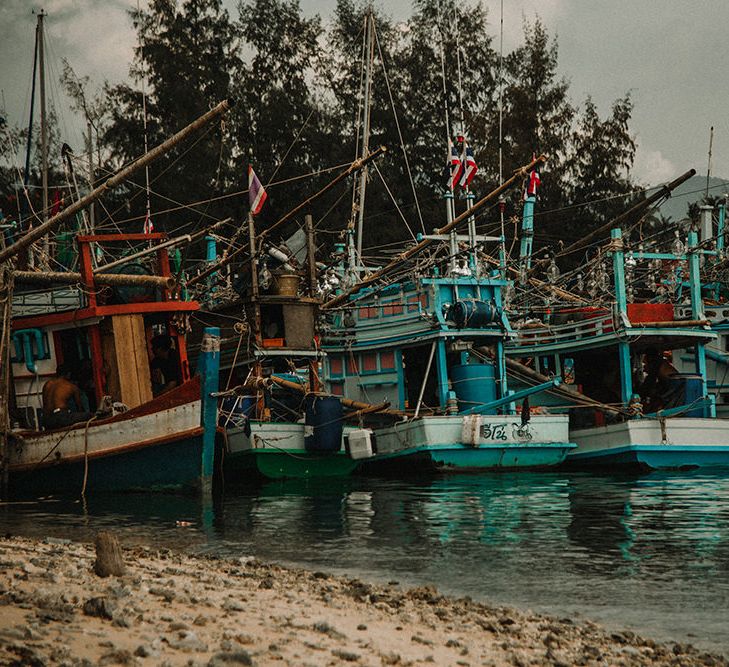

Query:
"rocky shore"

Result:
[[0, 535, 726, 666]]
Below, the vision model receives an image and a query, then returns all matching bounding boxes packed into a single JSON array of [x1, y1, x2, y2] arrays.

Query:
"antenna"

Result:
[[497, 0, 506, 273], [137, 0, 152, 233], [706, 125, 714, 200]]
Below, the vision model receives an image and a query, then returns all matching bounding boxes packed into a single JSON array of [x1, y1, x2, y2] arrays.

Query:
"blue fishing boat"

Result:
[[505, 193, 729, 470]]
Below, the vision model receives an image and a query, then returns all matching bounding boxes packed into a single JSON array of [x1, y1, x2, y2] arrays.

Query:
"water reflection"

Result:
[[2, 471, 729, 653]]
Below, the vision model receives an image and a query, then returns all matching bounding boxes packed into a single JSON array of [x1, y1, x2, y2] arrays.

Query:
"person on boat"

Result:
[[150, 334, 181, 395], [639, 347, 680, 412], [42, 364, 94, 430]]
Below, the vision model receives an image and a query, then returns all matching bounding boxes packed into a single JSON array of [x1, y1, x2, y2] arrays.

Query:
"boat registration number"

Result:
[[480, 424, 508, 440], [480, 423, 534, 442]]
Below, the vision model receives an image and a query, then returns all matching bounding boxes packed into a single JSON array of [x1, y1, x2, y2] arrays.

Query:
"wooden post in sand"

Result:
[[94, 531, 126, 577]]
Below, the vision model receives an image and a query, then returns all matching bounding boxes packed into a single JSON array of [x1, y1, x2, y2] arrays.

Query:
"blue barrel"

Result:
[[218, 395, 255, 427], [304, 395, 344, 452], [668, 374, 705, 417], [450, 300, 500, 328], [450, 363, 497, 413]]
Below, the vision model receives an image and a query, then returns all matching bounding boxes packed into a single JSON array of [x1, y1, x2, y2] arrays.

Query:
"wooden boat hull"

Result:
[[361, 415, 575, 473], [567, 418, 729, 471], [7, 379, 207, 495], [224, 422, 358, 480]]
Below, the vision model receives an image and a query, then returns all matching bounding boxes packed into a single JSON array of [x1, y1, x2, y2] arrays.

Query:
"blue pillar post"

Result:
[[688, 231, 712, 416], [611, 228, 633, 407], [519, 195, 536, 270], [436, 339, 449, 408], [199, 327, 220, 494]]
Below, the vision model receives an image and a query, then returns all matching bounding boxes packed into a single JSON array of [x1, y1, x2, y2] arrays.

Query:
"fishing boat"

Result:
[[317, 216, 575, 474], [505, 191, 729, 471], [193, 207, 376, 481], [0, 101, 232, 497], [6, 232, 219, 496]]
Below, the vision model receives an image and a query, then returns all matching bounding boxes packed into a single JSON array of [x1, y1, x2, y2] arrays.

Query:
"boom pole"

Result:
[[0, 98, 235, 265]]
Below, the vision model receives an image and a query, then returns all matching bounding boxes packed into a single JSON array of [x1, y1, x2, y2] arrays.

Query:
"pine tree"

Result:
[[102, 0, 240, 234]]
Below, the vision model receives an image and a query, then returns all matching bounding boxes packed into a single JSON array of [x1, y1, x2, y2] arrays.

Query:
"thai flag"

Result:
[[445, 137, 463, 191], [143, 209, 154, 234], [459, 140, 478, 187], [248, 165, 268, 215], [524, 167, 541, 200]]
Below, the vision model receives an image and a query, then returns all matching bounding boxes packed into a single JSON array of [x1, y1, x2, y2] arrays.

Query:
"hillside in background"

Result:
[[650, 174, 729, 223]]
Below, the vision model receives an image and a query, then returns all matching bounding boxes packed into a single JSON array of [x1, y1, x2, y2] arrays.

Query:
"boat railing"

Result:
[[510, 312, 616, 348]]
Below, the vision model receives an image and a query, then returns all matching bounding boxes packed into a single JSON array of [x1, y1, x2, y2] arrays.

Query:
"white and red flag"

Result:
[[524, 167, 541, 200], [143, 209, 154, 234], [248, 165, 268, 215], [459, 140, 478, 187], [445, 137, 463, 191]]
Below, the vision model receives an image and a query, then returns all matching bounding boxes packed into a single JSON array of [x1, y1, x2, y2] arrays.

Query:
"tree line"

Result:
[[4, 0, 641, 266]]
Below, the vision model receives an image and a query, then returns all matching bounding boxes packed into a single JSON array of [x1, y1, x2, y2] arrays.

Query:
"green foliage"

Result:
[[59, 1, 640, 263]]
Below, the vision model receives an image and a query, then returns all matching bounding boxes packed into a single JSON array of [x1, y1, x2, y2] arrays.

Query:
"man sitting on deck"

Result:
[[639, 347, 680, 413], [42, 364, 94, 430]]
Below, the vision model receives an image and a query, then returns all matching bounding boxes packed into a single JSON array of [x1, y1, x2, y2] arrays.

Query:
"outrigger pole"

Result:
[[186, 146, 387, 288], [528, 168, 696, 276], [323, 154, 547, 310], [0, 98, 235, 265]]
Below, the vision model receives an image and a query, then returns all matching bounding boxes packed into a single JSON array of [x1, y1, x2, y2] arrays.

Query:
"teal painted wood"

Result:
[[360, 442, 574, 474], [565, 444, 729, 471], [8, 432, 206, 497]]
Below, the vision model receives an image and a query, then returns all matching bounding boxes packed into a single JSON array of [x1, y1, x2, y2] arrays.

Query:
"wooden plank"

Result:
[[111, 315, 152, 409]]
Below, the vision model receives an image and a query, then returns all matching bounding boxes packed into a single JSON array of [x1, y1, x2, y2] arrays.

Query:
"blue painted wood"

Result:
[[9, 432, 205, 497], [520, 195, 536, 269], [199, 327, 221, 488], [359, 442, 574, 473]]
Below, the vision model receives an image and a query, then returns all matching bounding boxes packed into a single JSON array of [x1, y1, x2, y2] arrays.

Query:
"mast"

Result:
[[355, 9, 374, 265], [437, 14, 457, 274], [137, 0, 152, 231], [38, 11, 48, 228], [497, 0, 506, 273]]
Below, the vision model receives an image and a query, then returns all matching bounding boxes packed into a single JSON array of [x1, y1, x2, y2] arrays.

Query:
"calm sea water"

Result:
[[2, 471, 728, 654]]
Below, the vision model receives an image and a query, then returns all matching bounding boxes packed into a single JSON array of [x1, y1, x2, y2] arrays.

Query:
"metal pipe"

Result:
[[94, 235, 192, 274], [13, 270, 175, 290], [0, 98, 234, 265], [460, 377, 561, 415]]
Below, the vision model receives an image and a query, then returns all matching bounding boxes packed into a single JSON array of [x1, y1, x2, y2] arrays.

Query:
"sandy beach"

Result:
[[0, 534, 726, 667]]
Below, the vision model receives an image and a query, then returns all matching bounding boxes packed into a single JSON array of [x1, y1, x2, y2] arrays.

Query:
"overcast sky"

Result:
[[1, 0, 727, 188]]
